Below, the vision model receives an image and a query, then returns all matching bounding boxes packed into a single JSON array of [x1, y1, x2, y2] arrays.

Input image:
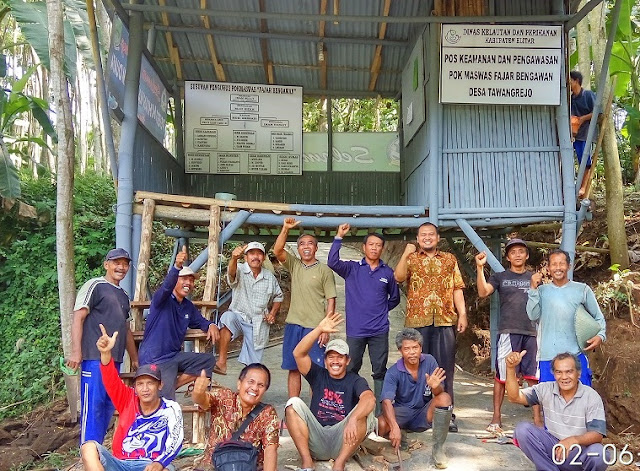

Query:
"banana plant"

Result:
[[0, 66, 56, 199]]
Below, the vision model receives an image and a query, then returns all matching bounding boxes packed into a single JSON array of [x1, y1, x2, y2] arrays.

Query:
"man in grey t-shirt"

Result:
[[506, 351, 609, 471]]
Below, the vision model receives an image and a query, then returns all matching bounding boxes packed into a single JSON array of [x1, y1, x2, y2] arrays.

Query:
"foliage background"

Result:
[[0, 172, 115, 419]]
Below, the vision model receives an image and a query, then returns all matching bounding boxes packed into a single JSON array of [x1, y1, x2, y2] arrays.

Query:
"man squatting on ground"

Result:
[[216, 242, 284, 373], [378, 328, 453, 469], [81, 324, 183, 471], [476, 238, 542, 432], [394, 223, 467, 432], [67, 248, 139, 444], [273, 218, 337, 398], [137, 246, 220, 400], [285, 313, 376, 471], [507, 351, 609, 471], [528, 249, 606, 386], [328, 224, 400, 414]]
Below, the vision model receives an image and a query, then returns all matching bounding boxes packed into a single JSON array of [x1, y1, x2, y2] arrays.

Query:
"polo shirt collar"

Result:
[[397, 354, 427, 373], [552, 381, 585, 401], [358, 258, 387, 268], [240, 262, 263, 280], [417, 248, 442, 257]]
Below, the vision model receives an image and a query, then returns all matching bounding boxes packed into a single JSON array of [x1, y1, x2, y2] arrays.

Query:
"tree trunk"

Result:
[[589, 3, 630, 269], [576, 0, 591, 85], [47, 0, 78, 415]]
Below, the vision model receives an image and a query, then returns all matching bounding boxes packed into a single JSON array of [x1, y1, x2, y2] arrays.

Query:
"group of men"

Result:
[[68, 216, 611, 471]]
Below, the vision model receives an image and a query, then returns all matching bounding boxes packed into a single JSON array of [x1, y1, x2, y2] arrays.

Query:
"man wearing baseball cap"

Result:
[[138, 246, 220, 399], [285, 313, 376, 471], [215, 242, 284, 373], [81, 324, 183, 471], [67, 248, 139, 444], [476, 238, 541, 434]]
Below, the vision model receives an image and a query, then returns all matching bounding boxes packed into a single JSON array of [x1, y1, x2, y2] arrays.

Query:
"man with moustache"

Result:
[[67, 248, 139, 444], [328, 224, 400, 414], [378, 328, 452, 469], [138, 246, 220, 400], [507, 351, 609, 471], [215, 242, 284, 372], [285, 313, 376, 471], [274, 218, 337, 398], [527, 249, 606, 386], [81, 324, 183, 471], [476, 239, 542, 432], [394, 223, 467, 432]]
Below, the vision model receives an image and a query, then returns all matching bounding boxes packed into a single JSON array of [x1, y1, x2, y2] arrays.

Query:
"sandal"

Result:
[[213, 364, 227, 375], [486, 423, 504, 436]]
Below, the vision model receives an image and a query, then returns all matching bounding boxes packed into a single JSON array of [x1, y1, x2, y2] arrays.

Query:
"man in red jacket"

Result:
[[80, 324, 183, 471]]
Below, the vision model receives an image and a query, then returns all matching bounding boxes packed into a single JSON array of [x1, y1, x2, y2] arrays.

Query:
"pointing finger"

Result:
[[99, 324, 107, 336], [182, 246, 187, 253], [111, 331, 119, 342]]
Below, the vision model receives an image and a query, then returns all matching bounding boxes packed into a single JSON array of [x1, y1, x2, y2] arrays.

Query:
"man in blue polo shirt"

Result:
[[138, 246, 220, 399], [328, 223, 400, 414], [378, 328, 452, 469]]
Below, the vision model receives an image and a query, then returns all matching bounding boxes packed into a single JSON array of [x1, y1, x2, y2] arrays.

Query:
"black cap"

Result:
[[105, 248, 131, 261], [134, 364, 162, 382], [504, 238, 528, 254]]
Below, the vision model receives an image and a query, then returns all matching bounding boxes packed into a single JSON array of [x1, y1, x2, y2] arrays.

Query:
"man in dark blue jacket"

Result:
[[138, 247, 220, 399], [328, 224, 400, 414]]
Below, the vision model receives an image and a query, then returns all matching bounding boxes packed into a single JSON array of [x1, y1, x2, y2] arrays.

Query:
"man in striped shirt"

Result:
[[506, 351, 609, 471]]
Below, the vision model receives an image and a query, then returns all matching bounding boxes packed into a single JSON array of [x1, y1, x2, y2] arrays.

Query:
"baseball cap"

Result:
[[178, 266, 198, 278], [134, 364, 162, 382], [325, 339, 349, 356], [244, 242, 265, 254], [504, 238, 528, 254], [105, 248, 131, 261]]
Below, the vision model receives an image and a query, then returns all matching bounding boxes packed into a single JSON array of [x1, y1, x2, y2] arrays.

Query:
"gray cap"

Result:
[[504, 238, 528, 254], [178, 266, 198, 277], [105, 248, 131, 261], [325, 339, 349, 356]]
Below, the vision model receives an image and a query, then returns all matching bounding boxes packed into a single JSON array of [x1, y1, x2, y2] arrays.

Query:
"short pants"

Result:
[[281, 323, 325, 370], [157, 351, 215, 400], [89, 441, 176, 471], [495, 333, 538, 383]]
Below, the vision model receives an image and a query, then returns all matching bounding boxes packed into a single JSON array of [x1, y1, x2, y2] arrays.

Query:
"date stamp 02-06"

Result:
[[552, 443, 638, 466]]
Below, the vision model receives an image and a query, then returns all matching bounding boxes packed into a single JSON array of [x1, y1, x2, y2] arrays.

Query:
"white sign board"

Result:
[[440, 24, 562, 105], [184, 81, 303, 174]]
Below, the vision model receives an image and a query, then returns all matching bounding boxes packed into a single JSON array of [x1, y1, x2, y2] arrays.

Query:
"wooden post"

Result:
[[132, 198, 155, 331]]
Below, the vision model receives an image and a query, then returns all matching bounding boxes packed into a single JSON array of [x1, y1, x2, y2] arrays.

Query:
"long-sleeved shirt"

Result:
[[101, 359, 183, 467], [527, 281, 606, 361], [328, 238, 400, 338], [139, 266, 213, 365]]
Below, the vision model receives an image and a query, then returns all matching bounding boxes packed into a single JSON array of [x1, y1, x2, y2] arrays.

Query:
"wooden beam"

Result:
[[524, 240, 610, 255], [369, 0, 390, 91], [200, 0, 226, 81], [133, 199, 156, 331], [159, 0, 182, 80], [135, 190, 291, 212], [258, 0, 272, 83], [200, 205, 221, 322]]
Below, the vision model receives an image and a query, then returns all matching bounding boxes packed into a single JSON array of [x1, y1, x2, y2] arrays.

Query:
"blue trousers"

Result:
[[80, 360, 119, 444], [514, 422, 609, 471]]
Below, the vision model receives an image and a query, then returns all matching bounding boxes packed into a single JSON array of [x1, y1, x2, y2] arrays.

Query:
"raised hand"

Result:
[[283, 217, 302, 231], [475, 252, 487, 267], [317, 312, 344, 334], [231, 244, 247, 260], [531, 272, 543, 289], [96, 324, 118, 354], [336, 223, 350, 238], [175, 246, 188, 269], [505, 350, 527, 369], [194, 369, 210, 397], [402, 243, 417, 257], [426, 367, 446, 390]]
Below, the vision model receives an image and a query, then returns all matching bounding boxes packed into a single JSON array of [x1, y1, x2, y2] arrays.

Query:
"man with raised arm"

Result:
[[81, 324, 183, 471], [285, 313, 376, 471], [215, 242, 283, 373], [394, 223, 467, 432], [378, 328, 453, 469], [476, 238, 542, 433], [527, 249, 606, 386], [138, 246, 219, 399], [328, 223, 400, 414], [507, 351, 609, 471], [273, 217, 337, 397], [67, 248, 139, 444]]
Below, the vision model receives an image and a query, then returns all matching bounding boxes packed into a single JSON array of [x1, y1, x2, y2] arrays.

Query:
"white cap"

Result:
[[244, 242, 266, 254], [178, 266, 197, 277]]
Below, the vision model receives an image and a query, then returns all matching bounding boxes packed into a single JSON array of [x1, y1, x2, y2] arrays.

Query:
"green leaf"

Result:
[[27, 99, 56, 141], [63, 0, 94, 68], [616, 0, 632, 39], [8, 0, 78, 81], [0, 151, 21, 199], [10, 66, 37, 96]]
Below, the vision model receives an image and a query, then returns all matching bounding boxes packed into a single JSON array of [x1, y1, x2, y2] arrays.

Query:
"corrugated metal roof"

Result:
[[112, 0, 584, 97]]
